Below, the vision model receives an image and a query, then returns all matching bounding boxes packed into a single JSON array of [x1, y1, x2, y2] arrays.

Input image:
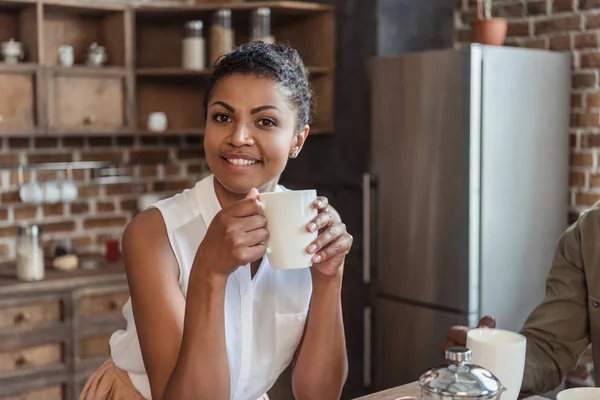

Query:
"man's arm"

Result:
[[519, 216, 591, 394]]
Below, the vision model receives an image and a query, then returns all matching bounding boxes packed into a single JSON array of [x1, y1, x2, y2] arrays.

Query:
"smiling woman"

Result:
[[80, 40, 352, 400]]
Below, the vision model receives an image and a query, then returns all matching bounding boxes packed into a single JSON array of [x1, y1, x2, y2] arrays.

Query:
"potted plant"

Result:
[[471, 0, 507, 46]]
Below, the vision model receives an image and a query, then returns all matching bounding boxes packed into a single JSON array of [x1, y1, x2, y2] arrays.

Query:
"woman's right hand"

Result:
[[441, 316, 497, 356], [194, 188, 268, 278]]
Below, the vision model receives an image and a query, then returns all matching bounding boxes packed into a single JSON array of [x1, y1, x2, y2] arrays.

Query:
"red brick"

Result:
[[575, 32, 598, 49], [523, 38, 548, 49], [70, 202, 89, 214], [572, 93, 584, 108], [573, 112, 600, 126], [139, 165, 158, 178], [0, 244, 9, 256], [589, 174, 600, 187], [586, 14, 600, 29], [554, 0, 576, 12], [105, 184, 135, 196], [572, 72, 597, 89], [9, 170, 30, 186], [580, 134, 600, 148], [43, 204, 63, 217], [581, 0, 600, 9], [588, 92, 600, 106], [494, 3, 524, 17], [534, 15, 581, 35], [0, 226, 18, 238], [78, 185, 100, 198], [120, 198, 138, 212], [72, 236, 93, 248], [14, 206, 37, 220], [527, 1, 548, 15], [81, 150, 124, 163], [7, 138, 30, 149], [549, 34, 571, 50], [42, 221, 76, 233], [0, 154, 19, 166], [36, 171, 58, 181], [153, 180, 194, 192], [187, 163, 205, 174], [571, 133, 579, 148], [33, 138, 59, 149], [0, 208, 8, 221], [572, 172, 587, 187], [177, 149, 204, 160], [1, 190, 21, 203], [572, 151, 594, 166], [130, 150, 170, 163], [84, 217, 127, 229], [582, 52, 600, 68], [27, 152, 72, 164], [96, 201, 116, 212], [508, 21, 530, 37], [576, 192, 600, 206]]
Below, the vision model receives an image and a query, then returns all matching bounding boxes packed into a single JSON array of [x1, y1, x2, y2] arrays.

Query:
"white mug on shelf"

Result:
[[58, 45, 74, 67], [19, 180, 43, 205], [147, 112, 167, 132]]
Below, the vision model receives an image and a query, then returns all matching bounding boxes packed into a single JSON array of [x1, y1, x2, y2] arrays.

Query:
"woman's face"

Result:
[[204, 73, 307, 196]]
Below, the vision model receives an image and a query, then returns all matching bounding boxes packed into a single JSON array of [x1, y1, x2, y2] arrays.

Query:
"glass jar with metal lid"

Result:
[[15, 224, 44, 281], [210, 8, 234, 67], [250, 7, 274, 44]]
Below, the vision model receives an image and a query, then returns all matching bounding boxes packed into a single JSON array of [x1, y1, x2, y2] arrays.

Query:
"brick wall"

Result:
[[454, 0, 600, 223], [454, 0, 595, 388], [0, 135, 207, 263]]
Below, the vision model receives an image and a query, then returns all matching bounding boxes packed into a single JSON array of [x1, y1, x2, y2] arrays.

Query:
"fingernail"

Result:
[[306, 244, 317, 254], [315, 200, 323, 207], [312, 254, 321, 263], [307, 223, 317, 232]]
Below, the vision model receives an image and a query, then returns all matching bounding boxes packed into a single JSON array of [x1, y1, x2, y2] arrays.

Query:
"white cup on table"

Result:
[[259, 189, 317, 270], [557, 388, 600, 400], [467, 328, 527, 400]]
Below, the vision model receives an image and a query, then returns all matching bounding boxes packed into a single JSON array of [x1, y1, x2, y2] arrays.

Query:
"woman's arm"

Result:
[[291, 202, 352, 399], [122, 209, 230, 400]]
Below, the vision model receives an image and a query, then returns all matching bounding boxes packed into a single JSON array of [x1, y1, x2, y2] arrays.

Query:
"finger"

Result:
[[245, 188, 259, 199], [445, 326, 469, 346], [313, 196, 329, 210], [478, 315, 496, 328], [306, 222, 346, 254], [311, 233, 352, 264], [242, 214, 267, 232], [306, 210, 335, 233], [238, 227, 269, 247], [233, 198, 262, 217], [239, 243, 267, 265]]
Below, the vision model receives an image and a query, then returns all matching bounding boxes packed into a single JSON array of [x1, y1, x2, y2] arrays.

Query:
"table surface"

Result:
[[353, 381, 550, 400]]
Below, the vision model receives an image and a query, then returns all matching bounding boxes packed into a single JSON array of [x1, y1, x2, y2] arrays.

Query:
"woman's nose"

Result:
[[228, 123, 254, 147]]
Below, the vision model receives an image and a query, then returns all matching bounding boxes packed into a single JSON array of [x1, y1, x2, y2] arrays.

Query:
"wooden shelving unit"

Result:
[[0, 0, 335, 137]]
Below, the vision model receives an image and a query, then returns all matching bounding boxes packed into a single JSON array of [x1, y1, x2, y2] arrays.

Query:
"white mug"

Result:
[[58, 45, 74, 67], [148, 112, 167, 132], [19, 180, 43, 204], [557, 388, 600, 400], [467, 328, 527, 400], [259, 189, 318, 270], [43, 181, 61, 204], [60, 180, 78, 202]]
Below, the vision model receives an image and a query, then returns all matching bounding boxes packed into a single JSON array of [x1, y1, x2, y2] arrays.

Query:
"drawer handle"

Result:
[[13, 312, 29, 324], [14, 354, 29, 367], [108, 300, 119, 311], [83, 115, 96, 125]]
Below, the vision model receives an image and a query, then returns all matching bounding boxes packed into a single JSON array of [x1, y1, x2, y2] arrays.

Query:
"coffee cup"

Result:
[[259, 189, 317, 270], [557, 388, 600, 400]]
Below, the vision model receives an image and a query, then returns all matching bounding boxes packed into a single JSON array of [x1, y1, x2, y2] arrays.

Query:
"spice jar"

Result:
[[251, 7, 274, 44], [210, 9, 234, 67], [16, 224, 45, 281], [182, 20, 206, 70]]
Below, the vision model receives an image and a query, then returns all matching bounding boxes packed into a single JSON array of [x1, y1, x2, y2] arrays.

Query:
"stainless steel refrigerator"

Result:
[[363, 44, 571, 391]]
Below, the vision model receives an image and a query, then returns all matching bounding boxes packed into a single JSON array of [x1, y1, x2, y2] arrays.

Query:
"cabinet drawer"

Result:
[[76, 288, 129, 318], [79, 333, 111, 360], [0, 298, 62, 332], [49, 73, 126, 132], [0, 70, 39, 133], [0, 385, 64, 400], [0, 343, 63, 374]]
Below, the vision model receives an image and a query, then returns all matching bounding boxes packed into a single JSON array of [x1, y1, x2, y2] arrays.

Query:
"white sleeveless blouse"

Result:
[[109, 174, 313, 400]]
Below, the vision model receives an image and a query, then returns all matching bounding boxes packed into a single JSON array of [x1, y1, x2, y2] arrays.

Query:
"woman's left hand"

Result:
[[305, 196, 353, 277]]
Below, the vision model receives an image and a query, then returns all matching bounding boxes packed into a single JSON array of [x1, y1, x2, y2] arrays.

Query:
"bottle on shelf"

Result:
[[210, 8, 234, 67], [250, 7, 274, 44], [182, 20, 206, 71]]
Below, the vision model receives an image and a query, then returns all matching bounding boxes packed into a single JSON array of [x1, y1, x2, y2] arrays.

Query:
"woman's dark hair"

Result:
[[203, 41, 315, 131]]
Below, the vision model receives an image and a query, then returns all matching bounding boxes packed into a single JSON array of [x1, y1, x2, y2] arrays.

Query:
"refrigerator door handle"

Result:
[[364, 306, 372, 387], [362, 173, 371, 284]]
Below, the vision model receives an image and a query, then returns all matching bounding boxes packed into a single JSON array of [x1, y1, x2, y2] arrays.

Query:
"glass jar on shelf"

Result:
[[210, 8, 234, 67], [15, 224, 44, 281], [182, 20, 206, 70], [250, 7, 274, 44]]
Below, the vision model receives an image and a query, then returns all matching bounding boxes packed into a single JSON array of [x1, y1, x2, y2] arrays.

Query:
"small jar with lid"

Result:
[[418, 347, 506, 400], [210, 8, 234, 67], [15, 224, 44, 281], [182, 20, 206, 70], [250, 7, 274, 44]]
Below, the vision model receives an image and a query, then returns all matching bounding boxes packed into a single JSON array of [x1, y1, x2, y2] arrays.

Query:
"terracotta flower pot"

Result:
[[471, 18, 508, 46]]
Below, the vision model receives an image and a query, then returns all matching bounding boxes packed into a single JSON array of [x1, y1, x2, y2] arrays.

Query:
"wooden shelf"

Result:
[[48, 65, 128, 77], [134, 1, 332, 14], [136, 65, 331, 77], [0, 62, 38, 73], [138, 128, 204, 136]]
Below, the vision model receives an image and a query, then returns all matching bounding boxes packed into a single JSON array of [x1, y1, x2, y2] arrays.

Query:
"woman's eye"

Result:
[[213, 114, 231, 123], [258, 118, 276, 127]]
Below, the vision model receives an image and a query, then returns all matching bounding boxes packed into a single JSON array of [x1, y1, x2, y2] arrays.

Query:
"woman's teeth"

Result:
[[227, 158, 258, 166]]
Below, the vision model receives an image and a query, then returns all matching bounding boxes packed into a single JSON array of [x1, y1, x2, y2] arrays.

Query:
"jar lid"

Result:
[[419, 347, 505, 398], [185, 20, 203, 31], [216, 8, 231, 18], [17, 224, 41, 237], [254, 7, 271, 16]]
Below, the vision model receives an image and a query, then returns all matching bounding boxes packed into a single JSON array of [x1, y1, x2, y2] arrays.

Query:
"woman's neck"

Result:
[[213, 177, 279, 209]]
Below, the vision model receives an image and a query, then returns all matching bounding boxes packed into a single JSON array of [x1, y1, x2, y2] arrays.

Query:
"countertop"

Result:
[[353, 381, 549, 400]]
